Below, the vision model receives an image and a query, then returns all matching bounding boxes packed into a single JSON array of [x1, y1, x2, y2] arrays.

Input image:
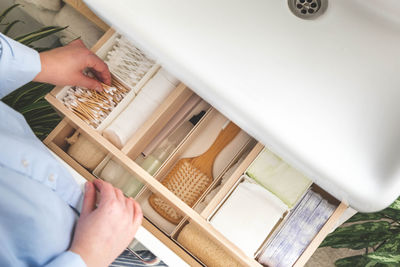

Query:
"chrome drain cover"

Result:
[[288, 0, 328, 20]]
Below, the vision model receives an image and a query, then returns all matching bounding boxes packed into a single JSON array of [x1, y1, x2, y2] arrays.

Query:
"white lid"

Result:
[[84, 0, 400, 212]]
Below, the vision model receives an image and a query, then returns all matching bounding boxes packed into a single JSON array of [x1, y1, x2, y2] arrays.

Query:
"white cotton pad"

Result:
[[246, 149, 312, 208], [210, 178, 288, 257], [103, 68, 178, 148]]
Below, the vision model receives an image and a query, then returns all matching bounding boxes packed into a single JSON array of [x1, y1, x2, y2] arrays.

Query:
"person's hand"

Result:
[[34, 39, 111, 91], [70, 179, 143, 267]]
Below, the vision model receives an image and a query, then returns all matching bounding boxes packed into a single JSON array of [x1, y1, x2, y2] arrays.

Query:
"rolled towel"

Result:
[[210, 178, 288, 257], [103, 69, 179, 148], [66, 131, 106, 171], [246, 148, 312, 208], [177, 222, 241, 267]]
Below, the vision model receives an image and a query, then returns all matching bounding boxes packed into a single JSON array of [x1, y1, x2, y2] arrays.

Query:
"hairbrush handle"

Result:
[[191, 122, 240, 173]]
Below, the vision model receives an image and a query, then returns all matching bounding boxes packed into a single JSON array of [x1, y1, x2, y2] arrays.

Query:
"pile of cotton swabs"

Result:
[[63, 79, 129, 128], [105, 36, 154, 89]]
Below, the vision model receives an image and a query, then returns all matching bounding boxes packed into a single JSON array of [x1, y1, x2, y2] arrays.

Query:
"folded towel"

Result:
[[246, 148, 312, 208], [210, 177, 288, 257]]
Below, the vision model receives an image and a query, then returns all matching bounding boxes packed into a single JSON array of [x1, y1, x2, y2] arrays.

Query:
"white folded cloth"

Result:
[[210, 177, 288, 257]]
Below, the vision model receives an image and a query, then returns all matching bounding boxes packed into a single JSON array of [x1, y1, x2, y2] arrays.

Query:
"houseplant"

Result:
[[321, 197, 400, 266]]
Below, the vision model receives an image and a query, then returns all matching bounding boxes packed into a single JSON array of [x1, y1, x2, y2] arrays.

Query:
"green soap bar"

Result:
[[246, 149, 311, 208]]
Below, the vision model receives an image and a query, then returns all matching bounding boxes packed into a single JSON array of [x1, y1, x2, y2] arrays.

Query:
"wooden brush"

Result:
[[149, 121, 240, 224]]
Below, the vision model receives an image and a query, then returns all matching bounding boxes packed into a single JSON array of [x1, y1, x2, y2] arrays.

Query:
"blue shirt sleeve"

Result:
[[45, 251, 86, 267], [0, 33, 41, 98]]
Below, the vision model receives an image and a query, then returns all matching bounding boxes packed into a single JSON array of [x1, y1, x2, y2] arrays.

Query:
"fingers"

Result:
[[115, 188, 125, 204], [75, 73, 103, 92], [81, 182, 96, 217], [94, 179, 117, 205], [131, 201, 143, 234], [67, 38, 85, 47], [86, 54, 112, 85]]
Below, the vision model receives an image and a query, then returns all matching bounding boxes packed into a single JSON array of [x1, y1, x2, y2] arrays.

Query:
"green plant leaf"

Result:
[[376, 235, 400, 253], [15, 26, 67, 45], [367, 252, 400, 263], [3, 19, 24, 35], [335, 255, 371, 267], [389, 198, 400, 211], [19, 101, 51, 114], [381, 208, 400, 222], [346, 212, 386, 223], [321, 221, 392, 249], [10, 83, 48, 107], [0, 4, 19, 25]]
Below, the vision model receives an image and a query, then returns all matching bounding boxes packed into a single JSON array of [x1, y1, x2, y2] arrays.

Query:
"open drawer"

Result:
[[44, 28, 348, 266]]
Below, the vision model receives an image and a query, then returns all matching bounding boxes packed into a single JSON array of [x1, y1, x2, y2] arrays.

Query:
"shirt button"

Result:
[[21, 159, 29, 167], [48, 174, 55, 182]]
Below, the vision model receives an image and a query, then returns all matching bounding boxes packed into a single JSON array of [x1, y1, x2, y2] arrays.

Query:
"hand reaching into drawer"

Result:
[[70, 179, 143, 267], [34, 39, 111, 91]]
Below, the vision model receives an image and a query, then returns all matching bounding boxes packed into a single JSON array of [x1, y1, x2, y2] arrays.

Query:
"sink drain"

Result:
[[288, 0, 328, 20]]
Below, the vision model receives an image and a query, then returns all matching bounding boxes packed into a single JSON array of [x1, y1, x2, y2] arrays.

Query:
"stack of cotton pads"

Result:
[[257, 190, 336, 266], [246, 148, 312, 208]]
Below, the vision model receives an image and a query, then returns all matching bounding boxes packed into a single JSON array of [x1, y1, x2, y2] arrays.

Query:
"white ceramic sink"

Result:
[[85, 0, 400, 212]]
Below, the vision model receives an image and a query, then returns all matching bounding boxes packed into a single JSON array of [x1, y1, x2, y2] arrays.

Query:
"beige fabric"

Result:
[[66, 131, 106, 171], [16, 0, 57, 26], [53, 4, 103, 47], [18, 0, 63, 11], [306, 247, 363, 267]]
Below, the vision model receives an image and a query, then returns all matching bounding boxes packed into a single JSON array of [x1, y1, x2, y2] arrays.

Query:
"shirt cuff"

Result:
[[0, 33, 41, 98], [45, 251, 87, 267]]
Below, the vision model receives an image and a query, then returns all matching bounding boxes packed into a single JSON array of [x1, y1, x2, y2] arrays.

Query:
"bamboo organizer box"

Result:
[[44, 28, 348, 266]]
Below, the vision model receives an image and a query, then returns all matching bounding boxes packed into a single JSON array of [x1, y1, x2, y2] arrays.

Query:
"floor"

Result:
[[0, 0, 58, 47]]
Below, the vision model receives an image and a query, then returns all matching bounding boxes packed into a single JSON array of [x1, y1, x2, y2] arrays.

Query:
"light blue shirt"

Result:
[[0, 33, 86, 266]]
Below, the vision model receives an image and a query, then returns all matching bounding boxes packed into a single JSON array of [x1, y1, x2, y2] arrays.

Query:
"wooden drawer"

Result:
[[44, 28, 348, 266]]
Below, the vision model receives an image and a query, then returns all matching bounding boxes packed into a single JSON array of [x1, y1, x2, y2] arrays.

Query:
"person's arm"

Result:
[[0, 33, 111, 98], [1, 34, 139, 267], [0, 33, 41, 97]]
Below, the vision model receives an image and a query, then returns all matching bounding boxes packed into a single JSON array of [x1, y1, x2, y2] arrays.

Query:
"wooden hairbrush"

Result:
[[149, 121, 240, 224]]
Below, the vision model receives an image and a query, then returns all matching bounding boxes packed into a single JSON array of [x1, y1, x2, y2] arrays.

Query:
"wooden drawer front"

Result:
[[44, 28, 348, 267]]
